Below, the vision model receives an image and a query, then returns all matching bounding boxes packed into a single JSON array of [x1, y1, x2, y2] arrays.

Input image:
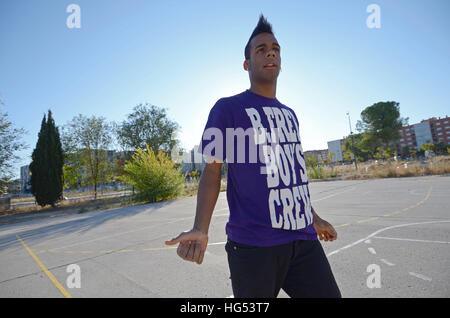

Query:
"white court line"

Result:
[[409, 272, 432, 282], [368, 247, 376, 255], [36, 208, 230, 251], [373, 236, 450, 244], [326, 220, 450, 257], [311, 186, 356, 203], [380, 259, 395, 266]]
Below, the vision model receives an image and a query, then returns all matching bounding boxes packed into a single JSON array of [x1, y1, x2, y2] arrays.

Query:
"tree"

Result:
[[421, 142, 435, 152], [30, 110, 64, 207], [435, 142, 447, 155], [116, 103, 180, 154], [327, 152, 336, 164], [62, 114, 114, 199], [356, 101, 408, 149], [0, 99, 27, 193], [119, 144, 184, 203], [342, 133, 371, 162], [304, 154, 319, 168], [402, 146, 411, 157], [342, 150, 353, 162]]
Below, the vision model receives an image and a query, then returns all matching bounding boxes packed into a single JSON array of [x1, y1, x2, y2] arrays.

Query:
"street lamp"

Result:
[[346, 112, 358, 170]]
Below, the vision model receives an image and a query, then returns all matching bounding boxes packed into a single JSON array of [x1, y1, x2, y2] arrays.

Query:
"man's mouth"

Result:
[[264, 63, 278, 69]]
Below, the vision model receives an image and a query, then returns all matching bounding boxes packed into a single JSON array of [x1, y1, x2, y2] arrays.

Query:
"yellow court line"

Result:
[[335, 223, 350, 228], [142, 247, 177, 251], [16, 235, 72, 298], [425, 186, 432, 200], [357, 217, 379, 224], [100, 250, 115, 253], [26, 186, 435, 255]]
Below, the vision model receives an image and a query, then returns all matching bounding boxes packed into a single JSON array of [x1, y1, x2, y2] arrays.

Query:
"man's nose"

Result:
[[266, 49, 276, 58]]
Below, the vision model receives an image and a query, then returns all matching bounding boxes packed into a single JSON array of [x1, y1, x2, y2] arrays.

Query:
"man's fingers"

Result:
[[165, 233, 189, 245], [192, 242, 201, 263], [197, 248, 205, 265], [328, 228, 337, 240], [186, 241, 195, 260], [165, 232, 198, 245], [177, 242, 188, 259]]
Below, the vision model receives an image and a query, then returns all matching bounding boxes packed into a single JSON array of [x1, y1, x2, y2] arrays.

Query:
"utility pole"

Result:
[[346, 112, 358, 170]]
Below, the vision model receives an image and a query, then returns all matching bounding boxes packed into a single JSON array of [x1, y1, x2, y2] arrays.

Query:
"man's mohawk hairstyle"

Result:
[[244, 14, 274, 60]]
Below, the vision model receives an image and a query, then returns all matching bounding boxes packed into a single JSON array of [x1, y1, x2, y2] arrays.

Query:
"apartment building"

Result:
[[424, 116, 450, 144], [397, 115, 449, 154], [304, 149, 329, 164], [327, 139, 345, 162]]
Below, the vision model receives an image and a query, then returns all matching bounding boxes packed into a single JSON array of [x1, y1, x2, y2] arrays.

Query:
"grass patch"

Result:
[[330, 155, 450, 180]]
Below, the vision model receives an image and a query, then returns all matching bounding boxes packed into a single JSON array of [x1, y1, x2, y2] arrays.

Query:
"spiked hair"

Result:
[[244, 14, 274, 60]]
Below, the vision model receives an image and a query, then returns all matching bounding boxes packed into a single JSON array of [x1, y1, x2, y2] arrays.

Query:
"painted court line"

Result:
[[373, 236, 450, 244], [409, 272, 432, 282], [380, 259, 395, 266], [16, 235, 72, 298], [357, 217, 379, 224], [41, 208, 230, 252], [326, 220, 450, 257], [335, 223, 350, 228], [311, 186, 356, 203]]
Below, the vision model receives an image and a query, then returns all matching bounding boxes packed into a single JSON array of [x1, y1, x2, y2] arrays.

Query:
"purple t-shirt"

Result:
[[198, 89, 317, 246]]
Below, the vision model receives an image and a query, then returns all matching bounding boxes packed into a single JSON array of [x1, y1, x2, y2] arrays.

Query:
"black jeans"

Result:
[[225, 239, 341, 298]]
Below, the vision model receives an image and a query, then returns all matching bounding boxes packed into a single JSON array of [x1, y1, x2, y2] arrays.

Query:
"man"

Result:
[[165, 15, 341, 298]]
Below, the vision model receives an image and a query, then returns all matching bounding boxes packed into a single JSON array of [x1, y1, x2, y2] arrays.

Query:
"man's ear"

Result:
[[243, 60, 249, 71]]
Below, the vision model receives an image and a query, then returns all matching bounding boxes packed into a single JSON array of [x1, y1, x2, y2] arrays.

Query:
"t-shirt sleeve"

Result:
[[197, 98, 231, 163]]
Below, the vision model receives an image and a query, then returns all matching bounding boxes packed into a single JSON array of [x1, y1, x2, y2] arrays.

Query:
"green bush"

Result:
[[308, 166, 324, 179], [119, 145, 185, 203]]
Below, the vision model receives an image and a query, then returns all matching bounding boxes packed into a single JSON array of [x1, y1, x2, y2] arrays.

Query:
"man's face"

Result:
[[244, 32, 281, 84]]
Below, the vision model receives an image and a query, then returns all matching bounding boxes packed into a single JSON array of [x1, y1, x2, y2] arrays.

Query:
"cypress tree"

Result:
[[47, 110, 64, 205], [30, 110, 64, 207]]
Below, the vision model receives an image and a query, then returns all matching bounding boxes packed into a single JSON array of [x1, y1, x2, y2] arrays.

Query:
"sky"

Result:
[[1, 0, 449, 178]]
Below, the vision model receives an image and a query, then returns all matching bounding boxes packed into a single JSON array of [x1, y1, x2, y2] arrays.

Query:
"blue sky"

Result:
[[1, 0, 449, 178]]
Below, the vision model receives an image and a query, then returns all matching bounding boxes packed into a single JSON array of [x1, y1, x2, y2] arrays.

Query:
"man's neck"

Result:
[[249, 82, 277, 99]]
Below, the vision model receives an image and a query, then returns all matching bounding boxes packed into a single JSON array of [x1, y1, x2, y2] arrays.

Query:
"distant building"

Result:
[[20, 165, 31, 193], [327, 139, 345, 162], [181, 145, 228, 176], [396, 115, 450, 154], [422, 116, 450, 145], [181, 145, 206, 174], [304, 149, 328, 164]]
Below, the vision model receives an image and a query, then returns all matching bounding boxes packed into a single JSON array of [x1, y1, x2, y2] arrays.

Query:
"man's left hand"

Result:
[[314, 218, 337, 242]]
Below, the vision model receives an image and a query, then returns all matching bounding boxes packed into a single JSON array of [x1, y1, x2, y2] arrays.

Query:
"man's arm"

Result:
[[312, 206, 337, 242], [192, 160, 223, 234], [165, 159, 223, 264]]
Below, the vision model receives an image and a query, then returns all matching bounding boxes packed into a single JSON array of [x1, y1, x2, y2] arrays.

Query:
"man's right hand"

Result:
[[165, 229, 209, 265]]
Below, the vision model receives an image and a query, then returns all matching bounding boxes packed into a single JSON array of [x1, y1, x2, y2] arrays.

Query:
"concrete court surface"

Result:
[[0, 175, 449, 298]]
